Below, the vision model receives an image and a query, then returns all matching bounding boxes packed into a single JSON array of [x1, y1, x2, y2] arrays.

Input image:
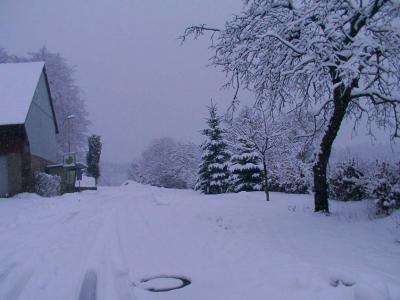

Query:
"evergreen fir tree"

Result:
[[86, 135, 102, 184], [196, 104, 230, 194], [229, 138, 263, 192]]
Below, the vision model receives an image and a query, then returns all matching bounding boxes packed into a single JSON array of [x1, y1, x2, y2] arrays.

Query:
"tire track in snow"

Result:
[[0, 194, 126, 300], [105, 195, 139, 300], [116, 191, 182, 292], [0, 262, 16, 285], [78, 270, 97, 300], [74, 194, 138, 300], [1, 268, 33, 300], [111, 198, 140, 300]]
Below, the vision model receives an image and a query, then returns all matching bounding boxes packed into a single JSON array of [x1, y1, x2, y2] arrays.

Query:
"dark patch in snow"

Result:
[[216, 217, 231, 230], [330, 279, 340, 287], [0, 262, 16, 284], [78, 270, 97, 300], [140, 275, 191, 292], [341, 279, 355, 287], [63, 211, 80, 223], [5, 270, 33, 300], [154, 202, 169, 207], [330, 278, 355, 287]]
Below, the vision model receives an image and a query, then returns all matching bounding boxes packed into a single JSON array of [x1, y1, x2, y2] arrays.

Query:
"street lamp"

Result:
[[65, 114, 76, 154]]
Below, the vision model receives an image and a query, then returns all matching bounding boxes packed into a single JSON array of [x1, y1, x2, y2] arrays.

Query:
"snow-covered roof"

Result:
[[0, 62, 45, 126]]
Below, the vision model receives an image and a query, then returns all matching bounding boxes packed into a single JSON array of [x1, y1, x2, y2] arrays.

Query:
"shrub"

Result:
[[268, 163, 312, 194], [279, 164, 311, 194], [35, 172, 61, 197], [159, 175, 187, 189], [375, 198, 397, 216], [329, 160, 367, 201], [370, 162, 400, 215]]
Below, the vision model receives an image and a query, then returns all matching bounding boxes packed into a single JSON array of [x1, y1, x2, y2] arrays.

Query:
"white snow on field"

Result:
[[0, 182, 399, 300]]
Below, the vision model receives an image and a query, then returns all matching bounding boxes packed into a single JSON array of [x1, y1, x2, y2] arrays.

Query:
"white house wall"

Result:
[[25, 72, 57, 163]]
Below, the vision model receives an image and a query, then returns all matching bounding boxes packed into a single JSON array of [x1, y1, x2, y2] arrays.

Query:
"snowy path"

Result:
[[0, 182, 399, 300]]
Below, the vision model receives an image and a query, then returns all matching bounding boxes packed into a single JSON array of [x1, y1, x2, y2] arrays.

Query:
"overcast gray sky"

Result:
[[0, 0, 249, 163], [0, 0, 398, 163]]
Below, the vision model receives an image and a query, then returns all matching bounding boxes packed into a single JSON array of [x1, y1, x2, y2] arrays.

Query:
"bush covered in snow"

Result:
[[329, 160, 368, 201], [34, 172, 61, 197], [268, 162, 313, 194], [278, 164, 312, 194], [328, 159, 400, 215], [368, 161, 400, 216]]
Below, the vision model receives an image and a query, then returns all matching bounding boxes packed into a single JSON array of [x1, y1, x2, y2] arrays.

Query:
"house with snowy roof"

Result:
[[0, 62, 58, 197]]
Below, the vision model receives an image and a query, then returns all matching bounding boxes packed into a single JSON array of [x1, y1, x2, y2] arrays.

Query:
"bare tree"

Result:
[[0, 48, 14, 63], [229, 106, 291, 201], [182, 0, 400, 213]]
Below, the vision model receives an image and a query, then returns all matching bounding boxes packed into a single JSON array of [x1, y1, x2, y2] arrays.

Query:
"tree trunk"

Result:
[[313, 87, 351, 213], [263, 160, 270, 201]]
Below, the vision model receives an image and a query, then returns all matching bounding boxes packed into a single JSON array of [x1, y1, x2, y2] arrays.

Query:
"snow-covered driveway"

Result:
[[0, 182, 399, 300]]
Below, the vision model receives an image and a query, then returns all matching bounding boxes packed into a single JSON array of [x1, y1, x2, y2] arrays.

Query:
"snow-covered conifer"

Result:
[[230, 138, 263, 192], [196, 104, 230, 194], [87, 135, 102, 184]]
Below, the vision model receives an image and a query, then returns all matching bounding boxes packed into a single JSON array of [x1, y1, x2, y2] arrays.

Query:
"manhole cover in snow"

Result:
[[139, 275, 191, 292]]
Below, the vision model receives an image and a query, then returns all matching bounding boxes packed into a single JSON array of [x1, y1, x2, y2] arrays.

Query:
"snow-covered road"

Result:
[[0, 182, 399, 300]]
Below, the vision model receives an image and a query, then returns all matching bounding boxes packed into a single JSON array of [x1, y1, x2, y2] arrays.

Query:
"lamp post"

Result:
[[65, 114, 76, 154]]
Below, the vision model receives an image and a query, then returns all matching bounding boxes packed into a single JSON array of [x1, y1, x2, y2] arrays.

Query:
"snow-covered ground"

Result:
[[0, 182, 399, 300]]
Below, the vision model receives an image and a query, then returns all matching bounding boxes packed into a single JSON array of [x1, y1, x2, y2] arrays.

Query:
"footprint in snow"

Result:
[[330, 278, 356, 287]]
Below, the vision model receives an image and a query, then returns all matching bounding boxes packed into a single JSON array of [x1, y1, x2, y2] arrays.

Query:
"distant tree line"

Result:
[[124, 100, 399, 215], [127, 137, 201, 189], [127, 104, 316, 197]]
